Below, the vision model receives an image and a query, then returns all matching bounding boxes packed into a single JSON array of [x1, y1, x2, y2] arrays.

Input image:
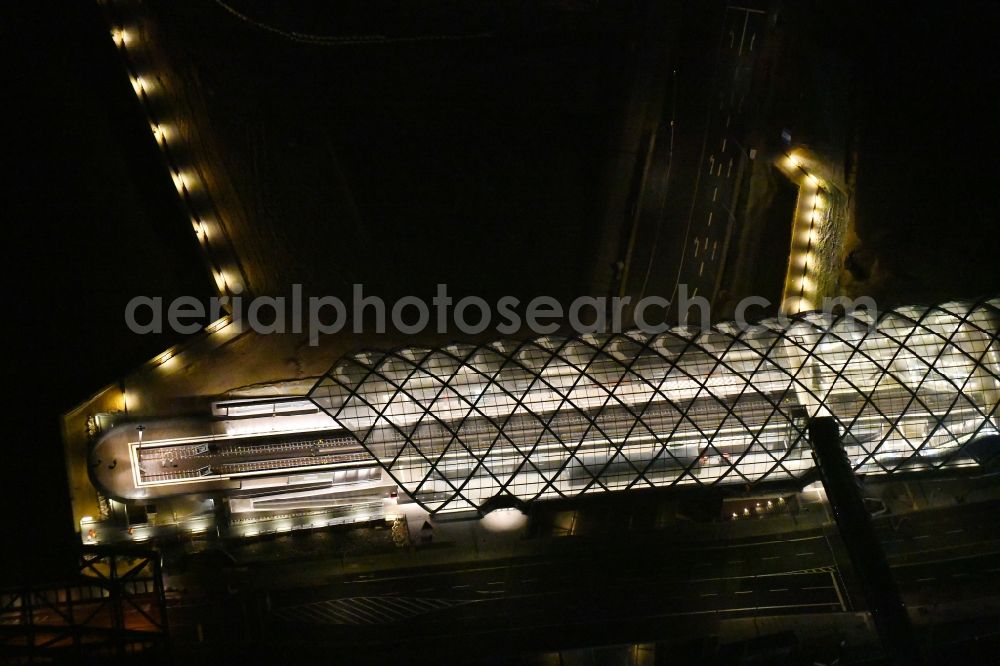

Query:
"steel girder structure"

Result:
[[308, 299, 1000, 513], [0, 546, 168, 661]]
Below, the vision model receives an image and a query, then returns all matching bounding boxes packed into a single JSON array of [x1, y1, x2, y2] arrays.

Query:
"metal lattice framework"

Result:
[[0, 547, 168, 661], [308, 299, 1000, 513]]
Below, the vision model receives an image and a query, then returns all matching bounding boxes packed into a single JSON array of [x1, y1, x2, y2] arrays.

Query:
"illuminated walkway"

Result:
[[104, 4, 248, 298], [778, 152, 829, 313]]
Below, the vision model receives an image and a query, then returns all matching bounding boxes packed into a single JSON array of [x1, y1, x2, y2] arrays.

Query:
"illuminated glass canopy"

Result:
[[309, 299, 1000, 513]]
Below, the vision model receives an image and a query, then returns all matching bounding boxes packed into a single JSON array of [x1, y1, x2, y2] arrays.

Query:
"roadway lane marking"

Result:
[[699, 261, 705, 276], [700, 593, 719, 597], [338, 561, 546, 584], [332, 603, 381, 624], [830, 571, 847, 612], [762, 556, 780, 561], [914, 535, 931, 540], [802, 586, 833, 591], [689, 570, 833, 584], [712, 187, 718, 201], [654, 601, 842, 618], [635, 533, 828, 555], [796, 552, 815, 557], [708, 211, 714, 226], [891, 548, 1000, 569], [769, 588, 789, 593], [917, 577, 935, 583], [736, 11, 749, 55], [735, 590, 753, 595]]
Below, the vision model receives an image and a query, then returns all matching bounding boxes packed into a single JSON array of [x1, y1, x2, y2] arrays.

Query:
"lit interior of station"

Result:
[[89, 299, 999, 537]]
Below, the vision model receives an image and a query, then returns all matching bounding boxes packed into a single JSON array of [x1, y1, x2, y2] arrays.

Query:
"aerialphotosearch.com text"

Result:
[[125, 283, 877, 345]]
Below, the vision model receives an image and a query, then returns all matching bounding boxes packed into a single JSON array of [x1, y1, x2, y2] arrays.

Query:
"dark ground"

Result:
[[4, 0, 1000, 591], [847, 1, 1000, 303], [6, 0, 213, 582], [134, 0, 640, 303]]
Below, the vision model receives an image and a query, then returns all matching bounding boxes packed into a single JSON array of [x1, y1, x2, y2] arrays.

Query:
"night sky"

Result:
[[5, 0, 1000, 583]]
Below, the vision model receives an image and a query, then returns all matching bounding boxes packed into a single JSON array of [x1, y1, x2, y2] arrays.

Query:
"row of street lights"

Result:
[[108, 18, 246, 299], [780, 152, 827, 314], [106, 15, 244, 375]]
